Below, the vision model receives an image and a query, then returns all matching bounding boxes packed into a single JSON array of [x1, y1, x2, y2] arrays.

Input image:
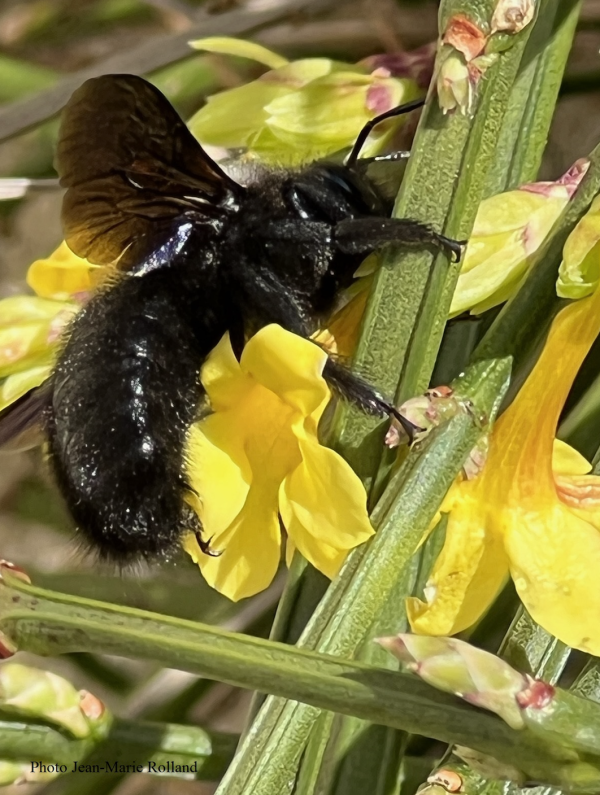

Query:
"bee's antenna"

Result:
[[345, 98, 425, 169]]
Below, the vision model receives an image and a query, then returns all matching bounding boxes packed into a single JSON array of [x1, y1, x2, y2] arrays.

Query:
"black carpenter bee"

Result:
[[0, 75, 461, 563]]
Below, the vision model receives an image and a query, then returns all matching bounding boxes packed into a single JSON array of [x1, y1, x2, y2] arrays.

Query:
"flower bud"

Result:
[[0, 664, 109, 738], [491, 0, 536, 34], [557, 193, 600, 299], [377, 634, 530, 729]]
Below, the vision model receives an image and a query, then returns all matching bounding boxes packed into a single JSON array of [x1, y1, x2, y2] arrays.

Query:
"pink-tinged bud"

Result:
[[0, 560, 31, 584], [377, 634, 534, 729], [427, 769, 463, 792], [463, 435, 490, 480], [443, 15, 487, 61], [515, 677, 555, 709], [521, 157, 589, 200], [360, 44, 436, 89], [365, 82, 397, 114], [0, 634, 16, 659], [79, 690, 106, 720], [385, 387, 482, 449], [491, 0, 536, 34], [437, 52, 471, 115]]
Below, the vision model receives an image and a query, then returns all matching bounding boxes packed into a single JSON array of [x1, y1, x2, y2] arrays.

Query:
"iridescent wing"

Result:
[[55, 74, 243, 270], [0, 384, 51, 451]]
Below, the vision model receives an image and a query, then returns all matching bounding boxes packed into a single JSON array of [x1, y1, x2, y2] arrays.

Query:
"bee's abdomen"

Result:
[[47, 271, 221, 562]]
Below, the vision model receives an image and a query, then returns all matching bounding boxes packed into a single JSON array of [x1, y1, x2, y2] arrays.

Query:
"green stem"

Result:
[[330, 0, 533, 490], [484, 0, 582, 194], [1, 573, 599, 790]]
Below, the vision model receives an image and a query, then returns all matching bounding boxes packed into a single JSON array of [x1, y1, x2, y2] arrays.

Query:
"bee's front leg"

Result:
[[333, 217, 465, 262]]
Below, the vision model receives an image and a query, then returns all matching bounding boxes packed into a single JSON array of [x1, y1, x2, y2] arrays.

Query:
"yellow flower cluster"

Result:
[[408, 287, 600, 654], [0, 241, 100, 412], [188, 37, 420, 164]]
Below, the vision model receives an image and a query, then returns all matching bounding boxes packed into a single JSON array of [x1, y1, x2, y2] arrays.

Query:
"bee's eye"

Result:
[[284, 166, 384, 223]]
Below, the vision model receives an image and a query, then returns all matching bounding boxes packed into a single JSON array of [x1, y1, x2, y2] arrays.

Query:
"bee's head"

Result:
[[283, 163, 388, 225]]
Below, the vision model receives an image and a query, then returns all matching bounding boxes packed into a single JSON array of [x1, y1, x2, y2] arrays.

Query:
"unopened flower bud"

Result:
[[491, 0, 536, 34], [0, 664, 105, 738], [437, 52, 471, 115], [377, 634, 533, 729]]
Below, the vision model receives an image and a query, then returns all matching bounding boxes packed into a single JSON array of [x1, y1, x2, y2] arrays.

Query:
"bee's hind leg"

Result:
[[322, 358, 423, 444]]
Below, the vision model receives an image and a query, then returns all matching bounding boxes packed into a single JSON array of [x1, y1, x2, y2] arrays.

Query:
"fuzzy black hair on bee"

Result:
[[0, 75, 461, 563]]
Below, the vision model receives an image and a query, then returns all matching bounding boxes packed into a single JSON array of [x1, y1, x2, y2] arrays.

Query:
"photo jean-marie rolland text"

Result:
[[2, 3, 600, 794]]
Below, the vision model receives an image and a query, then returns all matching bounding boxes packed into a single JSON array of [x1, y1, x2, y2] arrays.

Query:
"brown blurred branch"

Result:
[[0, 0, 336, 145]]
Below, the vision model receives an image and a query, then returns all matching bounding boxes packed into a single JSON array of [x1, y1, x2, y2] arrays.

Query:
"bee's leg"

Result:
[[322, 358, 423, 444], [182, 489, 222, 558], [334, 217, 465, 263], [194, 530, 222, 558]]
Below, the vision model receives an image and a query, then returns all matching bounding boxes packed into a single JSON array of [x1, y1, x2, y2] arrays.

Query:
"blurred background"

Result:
[[0, 0, 598, 791]]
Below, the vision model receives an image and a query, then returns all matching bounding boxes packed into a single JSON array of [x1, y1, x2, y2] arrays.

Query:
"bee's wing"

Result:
[[55, 74, 243, 270], [0, 384, 51, 452]]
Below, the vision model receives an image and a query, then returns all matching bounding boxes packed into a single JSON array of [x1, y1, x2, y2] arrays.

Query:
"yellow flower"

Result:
[[451, 158, 589, 316], [0, 243, 95, 411], [27, 241, 102, 300], [407, 284, 600, 654], [182, 324, 374, 601], [188, 37, 419, 164]]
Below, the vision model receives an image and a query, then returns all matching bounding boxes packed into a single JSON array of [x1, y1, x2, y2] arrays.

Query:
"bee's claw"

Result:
[[375, 398, 424, 445], [195, 531, 223, 558], [437, 234, 467, 263]]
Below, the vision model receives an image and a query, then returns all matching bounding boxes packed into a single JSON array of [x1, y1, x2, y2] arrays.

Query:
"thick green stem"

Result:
[[484, 0, 582, 194], [2, 573, 600, 790], [330, 0, 534, 490]]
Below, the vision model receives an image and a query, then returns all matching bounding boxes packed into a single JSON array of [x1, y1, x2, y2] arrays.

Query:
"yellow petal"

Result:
[[557, 193, 600, 299], [0, 296, 76, 379], [451, 192, 566, 316], [505, 502, 600, 654], [189, 388, 298, 537], [0, 362, 53, 412], [0, 295, 70, 325], [319, 282, 370, 359], [552, 438, 591, 476], [200, 333, 252, 412], [188, 37, 289, 69], [188, 59, 338, 156], [265, 72, 412, 158], [555, 475, 600, 516], [283, 522, 347, 580], [189, 81, 293, 149], [185, 422, 249, 537], [184, 482, 282, 601], [407, 480, 510, 635], [241, 325, 329, 417], [499, 287, 600, 501], [280, 429, 374, 555], [26, 242, 102, 300]]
